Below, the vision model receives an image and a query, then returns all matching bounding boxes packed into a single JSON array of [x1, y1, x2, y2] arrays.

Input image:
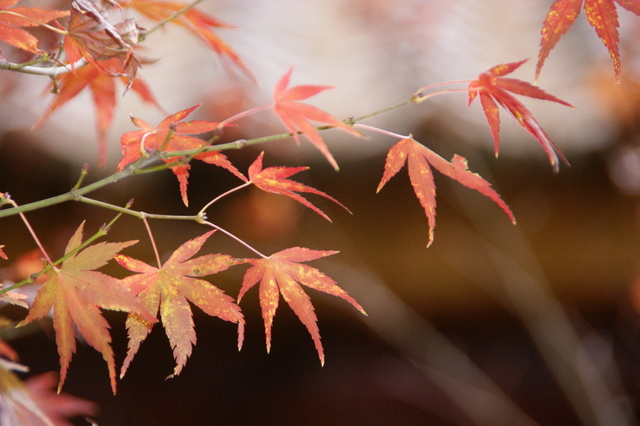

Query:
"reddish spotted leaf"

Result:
[[0, 0, 68, 53], [247, 151, 350, 222], [17, 222, 154, 394], [35, 58, 161, 165], [120, 0, 252, 76], [584, 0, 620, 80], [536, 0, 583, 81], [238, 247, 366, 365], [377, 136, 515, 247], [616, 0, 640, 14], [536, 0, 638, 83], [116, 231, 244, 379], [468, 59, 573, 172], [272, 68, 361, 170], [117, 104, 247, 206]]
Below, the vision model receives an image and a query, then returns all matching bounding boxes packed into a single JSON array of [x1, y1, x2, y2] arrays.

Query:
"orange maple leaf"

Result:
[[17, 222, 155, 394], [468, 59, 573, 172], [247, 152, 350, 222], [115, 230, 245, 379], [35, 58, 161, 165], [272, 67, 361, 170], [536, 0, 640, 83], [238, 247, 366, 365], [63, 0, 140, 78], [0, 0, 68, 53], [120, 0, 252, 76], [117, 104, 247, 206], [377, 136, 516, 247]]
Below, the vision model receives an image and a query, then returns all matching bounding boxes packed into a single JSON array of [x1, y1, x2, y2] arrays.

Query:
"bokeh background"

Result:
[[2, 0, 640, 424]]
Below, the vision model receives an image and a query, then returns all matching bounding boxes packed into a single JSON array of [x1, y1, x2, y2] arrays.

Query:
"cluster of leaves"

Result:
[[0, 0, 638, 423]]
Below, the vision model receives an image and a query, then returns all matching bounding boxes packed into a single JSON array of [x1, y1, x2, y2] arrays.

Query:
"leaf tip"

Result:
[[237, 321, 245, 351]]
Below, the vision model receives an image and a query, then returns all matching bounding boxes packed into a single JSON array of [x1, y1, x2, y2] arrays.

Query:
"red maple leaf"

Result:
[[35, 58, 161, 165], [247, 152, 350, 222], [468, 59, 573, 172], [117, 104, 247, 206], [238, 247, 366, 365], [272, 67, 361, 170], [0, 0, 68, 53], [115, 231, 245, 379], [17, 222, 155, 394], [377, 136, 516, 247], [536, 0, 640, 83], [120, 0, 252, 76]]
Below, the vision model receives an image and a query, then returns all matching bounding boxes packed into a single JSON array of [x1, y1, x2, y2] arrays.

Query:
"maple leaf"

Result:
[[238, 247, 366, 365], [468, 59, 573, 172], [117, 104, 247, 205], [0, 244, 6, 260], [377, 136, 516, 247], [63, 0, 140, 79], [0, 369, 97, 426], [247, 152, 350, 222], [536, 0, 640, 83], [0, 0, 68, 53], [22, 372, 98, 425], [18, 222, 155, 394], [0, 283, 28, 309], [34, 58, 161, 165], [272, 67, 361, 170], [120, 0, 252, 76], [115, 230, 245, 379]]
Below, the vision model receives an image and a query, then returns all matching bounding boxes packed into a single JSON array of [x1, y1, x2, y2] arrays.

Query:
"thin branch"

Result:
[[0, 57, 87, 76], [142, 0, 205, 37]]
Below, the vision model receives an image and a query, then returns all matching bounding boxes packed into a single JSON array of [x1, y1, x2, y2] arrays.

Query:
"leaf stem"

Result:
[[216, 104, 272, 130], [199, 181, 252, 216], [142, 216, 163, 268], [201, 220, 267, 259], [2, 195, 54, 267], [354, 124, 408, 141]]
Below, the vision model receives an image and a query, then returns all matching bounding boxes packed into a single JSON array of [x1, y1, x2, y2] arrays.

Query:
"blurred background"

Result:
[[2, 0, 640, 424]]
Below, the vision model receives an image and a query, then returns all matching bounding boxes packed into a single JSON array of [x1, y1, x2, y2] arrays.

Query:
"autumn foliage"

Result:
[[0, 0, 638, 423]]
